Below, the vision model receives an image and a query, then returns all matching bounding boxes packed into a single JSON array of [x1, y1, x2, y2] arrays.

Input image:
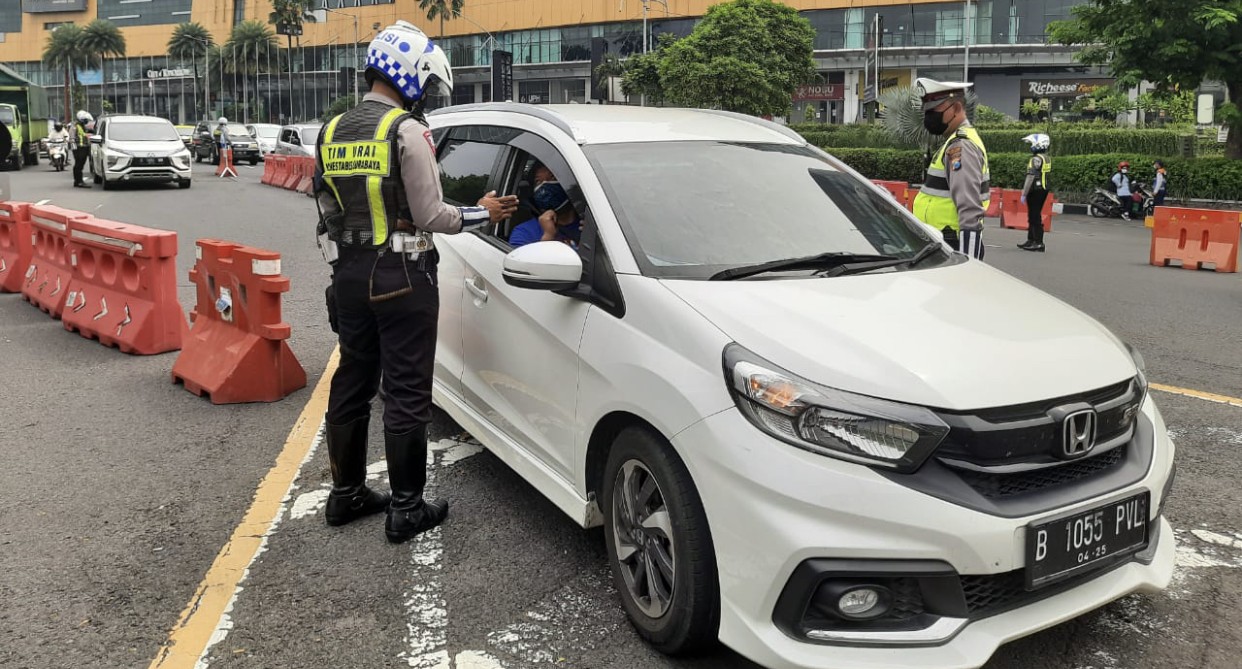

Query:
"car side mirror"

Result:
[[89, 136, 102, 144], [503, 241, 583, 291]]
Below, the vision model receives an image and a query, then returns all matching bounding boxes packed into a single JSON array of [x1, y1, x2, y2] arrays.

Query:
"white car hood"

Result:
[[661, 261, 1136, 411], [107, 139, 186, 155]]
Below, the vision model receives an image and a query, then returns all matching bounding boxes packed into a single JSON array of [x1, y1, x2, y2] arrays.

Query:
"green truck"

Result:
[[0, 63, 50, 170]]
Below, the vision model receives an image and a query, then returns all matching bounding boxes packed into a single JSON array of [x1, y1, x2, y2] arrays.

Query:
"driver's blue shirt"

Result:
[[509, 217, 581, 248]]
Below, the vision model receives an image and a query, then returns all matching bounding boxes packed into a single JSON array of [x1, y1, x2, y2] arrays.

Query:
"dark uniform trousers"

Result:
[[72, 147, 90, 185], [326, 247, 438, 434], [1026, 188, 1049, 244]]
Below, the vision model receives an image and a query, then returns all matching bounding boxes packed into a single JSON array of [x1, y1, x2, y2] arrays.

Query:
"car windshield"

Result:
[[585, 141, 941, 279], [253, 126, 279, 139], [218, 123, 250, 136], [109, 121, 181, 142], [0, 108, 14, 125], [300, 127, 321, 145]]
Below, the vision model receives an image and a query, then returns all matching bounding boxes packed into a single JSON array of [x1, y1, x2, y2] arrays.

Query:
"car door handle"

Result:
[[465, 276, 489, 303]]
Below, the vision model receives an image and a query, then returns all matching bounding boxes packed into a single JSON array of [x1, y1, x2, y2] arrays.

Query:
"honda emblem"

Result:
[[1063, 410, 1097, 457]]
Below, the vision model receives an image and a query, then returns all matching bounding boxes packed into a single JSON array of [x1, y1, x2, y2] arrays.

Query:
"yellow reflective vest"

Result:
[[912, 126, 991, 233]]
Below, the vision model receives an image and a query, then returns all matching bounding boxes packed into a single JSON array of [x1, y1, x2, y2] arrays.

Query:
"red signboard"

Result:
[[793, 84, 844, 102]]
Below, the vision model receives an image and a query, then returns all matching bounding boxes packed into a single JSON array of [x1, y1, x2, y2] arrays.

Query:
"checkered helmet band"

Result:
[[365, 21, 453, 104]]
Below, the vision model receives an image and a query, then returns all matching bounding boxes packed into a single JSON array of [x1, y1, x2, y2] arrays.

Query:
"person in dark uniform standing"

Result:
[[315, 20, 517, 543], [1018, 133, 1051, 252], [911, 78, 991, 260], [71, 110, 93, 189]]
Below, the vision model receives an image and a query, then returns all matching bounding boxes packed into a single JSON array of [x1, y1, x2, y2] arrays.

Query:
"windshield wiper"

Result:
[[709, 252, 899, 281], [818, 241, 944, 278]]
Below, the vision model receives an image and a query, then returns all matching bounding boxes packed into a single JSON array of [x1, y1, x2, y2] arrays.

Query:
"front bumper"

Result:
[[673, 397, 1176, 669], [106, 163, 192, 183]]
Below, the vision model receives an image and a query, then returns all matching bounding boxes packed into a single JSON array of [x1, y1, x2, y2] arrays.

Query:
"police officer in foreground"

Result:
[[71, 110, 93, 189], [911, 78, 991, 260], [315, 21, 517, 543], [1018, 133, 1051, 252]]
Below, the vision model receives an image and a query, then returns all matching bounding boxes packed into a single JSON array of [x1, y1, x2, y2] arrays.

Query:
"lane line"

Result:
[[147, 348, 339, 669], [1151, 383, 1242, 410]]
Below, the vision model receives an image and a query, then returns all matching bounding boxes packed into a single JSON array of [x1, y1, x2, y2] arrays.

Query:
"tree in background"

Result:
[[223, 21, 280, 122], [321, 95, 356, 122], [653, 0, 815, 116], [1048, 0, 1242, 159], [419, 0, 466, 40], [611, 0, 813, 115], [44, 24, 93, 119], [168, 22, 215, 119], [81, 19, 126, 112], [268, 0, 317, 121]]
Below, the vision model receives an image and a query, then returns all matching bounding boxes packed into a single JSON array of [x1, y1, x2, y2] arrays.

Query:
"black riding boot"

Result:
[[385, 425, 449, 544], [324, 415, 391, 526]]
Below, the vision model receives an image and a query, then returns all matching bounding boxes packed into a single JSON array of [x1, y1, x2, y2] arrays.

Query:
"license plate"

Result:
[[1025, 491, 1149, 589]]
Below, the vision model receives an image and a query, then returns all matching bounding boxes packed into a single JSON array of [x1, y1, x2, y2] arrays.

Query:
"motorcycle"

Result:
[[47, 138, 67, 172], [1087, 181, 1155, 220]]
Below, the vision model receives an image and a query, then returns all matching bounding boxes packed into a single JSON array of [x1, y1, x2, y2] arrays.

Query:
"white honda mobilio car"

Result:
[[425, 103, 1176, 669]]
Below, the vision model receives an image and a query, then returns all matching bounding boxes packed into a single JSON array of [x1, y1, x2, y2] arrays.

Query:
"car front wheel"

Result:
[[602, 426, 719, 655]]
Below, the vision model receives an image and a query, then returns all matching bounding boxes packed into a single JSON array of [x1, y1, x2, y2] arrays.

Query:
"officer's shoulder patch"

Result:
[[946, 144, 963, 162], [423, 129, 436, 153]]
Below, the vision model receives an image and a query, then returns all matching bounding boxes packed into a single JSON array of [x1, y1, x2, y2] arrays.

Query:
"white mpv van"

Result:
[[425, 103, 1175, 669]]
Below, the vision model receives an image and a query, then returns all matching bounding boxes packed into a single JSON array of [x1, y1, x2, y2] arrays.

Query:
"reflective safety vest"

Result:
[[75, 123, 88, 147], [1030, 153, 1051, 191], [318, 100, 411, 248], [912, 126, 991, 232]]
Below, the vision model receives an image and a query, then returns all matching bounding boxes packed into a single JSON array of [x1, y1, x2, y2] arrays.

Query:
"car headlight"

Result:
[[724, 344, 949, 473], [1126, 342, 1148, 404], [104, 149, 130, 169], [171, 149, 191, 167]]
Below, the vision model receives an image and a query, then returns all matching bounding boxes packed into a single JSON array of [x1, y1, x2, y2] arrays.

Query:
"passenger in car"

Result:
[[509, 163, 582, 248]]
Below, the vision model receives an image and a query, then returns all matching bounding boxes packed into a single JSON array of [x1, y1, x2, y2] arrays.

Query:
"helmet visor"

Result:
[[426, 74, 452, 99]]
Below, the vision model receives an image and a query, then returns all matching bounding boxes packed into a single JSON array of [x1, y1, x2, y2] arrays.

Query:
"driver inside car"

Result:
[[508, 163, 582, 248]]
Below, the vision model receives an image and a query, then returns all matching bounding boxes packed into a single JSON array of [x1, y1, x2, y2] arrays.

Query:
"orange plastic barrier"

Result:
[[1149, 206, 1242, 273], [282, 156, 306, 190], [260, 156, 276, 185], [985, 187, 1002, 218], [215, 147, 238, 178], [172, 239, 306, 403], [1000, 189, 1055, 232], [62, 217, 184, 354], [296, 157, 315, 194], [21, 204, 89, 318], [0, 201, 32, 293], [871, 180, 909, 204], [266, 155, 288, 187]]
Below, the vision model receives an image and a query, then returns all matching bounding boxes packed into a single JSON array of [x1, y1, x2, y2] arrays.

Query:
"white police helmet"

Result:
[[76, 110, 93, 123], [1022, 133, 1051, 152], [914, 77, 973, 111], [217, 116, 228, 125], [365, 20, 453, 106]]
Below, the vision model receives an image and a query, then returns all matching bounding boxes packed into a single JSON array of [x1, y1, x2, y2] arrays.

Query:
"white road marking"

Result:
[[35, 198, 50, 205], [400, 437, 489, 669], [288, 489, 329, 520]]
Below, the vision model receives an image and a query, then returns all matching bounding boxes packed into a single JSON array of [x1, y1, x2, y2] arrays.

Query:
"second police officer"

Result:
[[1018, 133, 1051, 252], [911, 78, 991, 260], [315, 21, 518, 543]]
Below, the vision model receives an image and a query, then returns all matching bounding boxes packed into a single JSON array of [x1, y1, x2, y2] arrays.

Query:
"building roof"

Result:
[[431, 103, 806, 145]]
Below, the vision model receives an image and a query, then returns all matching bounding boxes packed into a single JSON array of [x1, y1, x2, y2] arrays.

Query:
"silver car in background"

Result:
[[247, 123, 281, 157], [275, 123, 323, 158]]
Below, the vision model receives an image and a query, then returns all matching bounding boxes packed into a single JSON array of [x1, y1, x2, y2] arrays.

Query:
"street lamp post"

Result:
[[963, 0, 972, 81], [186, 35, 212, 122], [320, 5, 360, 106]]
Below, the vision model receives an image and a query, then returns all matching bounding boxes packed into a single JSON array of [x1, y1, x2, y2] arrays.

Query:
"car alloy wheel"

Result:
[[612, 459, 676, 619]]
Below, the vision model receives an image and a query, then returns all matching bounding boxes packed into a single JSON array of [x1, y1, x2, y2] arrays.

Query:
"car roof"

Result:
[[249, 123, 280, 128], [107, 115, 173, 124], [429, 103, 805, 146], [284, 123, 322, 130]]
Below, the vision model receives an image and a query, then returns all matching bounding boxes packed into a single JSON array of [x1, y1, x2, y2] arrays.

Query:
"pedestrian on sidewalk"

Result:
[[1152, 160, 1168, 207]]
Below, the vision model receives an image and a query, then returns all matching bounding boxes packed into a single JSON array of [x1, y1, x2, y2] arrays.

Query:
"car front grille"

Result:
[[132, 156, 169, 167], [960, 571, 1027, 616], [953, 445, 1128, 499]]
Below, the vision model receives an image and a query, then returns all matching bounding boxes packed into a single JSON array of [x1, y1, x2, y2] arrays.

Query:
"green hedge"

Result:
[[819, 147, 1242, 203], [794, 124, 1194, 157]]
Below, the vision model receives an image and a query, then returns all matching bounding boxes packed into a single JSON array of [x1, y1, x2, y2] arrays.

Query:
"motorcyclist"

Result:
[[47, 122, 70, 170]]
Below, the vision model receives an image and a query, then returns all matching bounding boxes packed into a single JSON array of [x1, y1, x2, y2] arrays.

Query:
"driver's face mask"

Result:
[[533, 180, 570, 213]]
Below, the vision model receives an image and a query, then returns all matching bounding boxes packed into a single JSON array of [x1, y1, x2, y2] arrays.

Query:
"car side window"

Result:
[[437, 139, 504, 207], [492, 138, 584, 249]]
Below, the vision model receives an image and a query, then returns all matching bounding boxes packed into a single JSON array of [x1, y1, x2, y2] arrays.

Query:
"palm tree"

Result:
[[419, 0, 466, 40], [44, 24, 94, 120], [223, 21, 280, 123], [81, 20, 126, 114], [169, 22, 215, 119], [268, 0, 317, 121]]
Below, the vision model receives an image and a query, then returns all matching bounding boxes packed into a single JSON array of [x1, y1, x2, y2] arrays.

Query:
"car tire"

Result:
[[93, 170, 102, 185], [179, 180, 191, 190], [102, 177, 114, 191], [602, 426, 719, 655], [249, 158, 258, 166]]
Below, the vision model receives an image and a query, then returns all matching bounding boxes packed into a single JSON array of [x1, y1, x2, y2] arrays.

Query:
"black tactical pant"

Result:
[[72, 147, 90, 185], [326, 248, 438, 434], [1026, 189, 1049, 244]]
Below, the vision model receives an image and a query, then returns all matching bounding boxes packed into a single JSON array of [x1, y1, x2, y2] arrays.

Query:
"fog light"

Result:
[[839, 588, 881, 616]]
